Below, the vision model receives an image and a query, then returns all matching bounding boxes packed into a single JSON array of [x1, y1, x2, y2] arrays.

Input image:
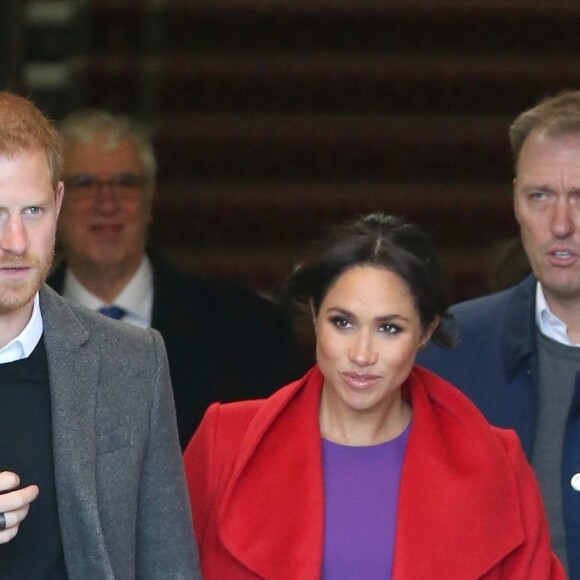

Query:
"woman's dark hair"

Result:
[[282, 213, 455, 348]]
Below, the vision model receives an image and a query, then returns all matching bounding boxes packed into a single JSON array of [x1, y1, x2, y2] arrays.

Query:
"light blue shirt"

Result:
[[0, 293, 43, 364], [62, 256, 154, 328], [535, 282, 580, 347]]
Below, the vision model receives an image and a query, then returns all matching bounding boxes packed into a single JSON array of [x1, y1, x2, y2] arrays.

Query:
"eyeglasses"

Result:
[[63, 172, 148, 201]]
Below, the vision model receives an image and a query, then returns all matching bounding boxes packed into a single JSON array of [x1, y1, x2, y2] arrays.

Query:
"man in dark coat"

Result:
[[48, 110, 305, 449], [418, 90, 580, 578]]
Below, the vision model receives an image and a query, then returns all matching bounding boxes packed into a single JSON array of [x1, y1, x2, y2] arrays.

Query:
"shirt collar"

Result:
[[62, 256, 153, 328], [535, 281, 580, 347], [0, 293, 43, 364]]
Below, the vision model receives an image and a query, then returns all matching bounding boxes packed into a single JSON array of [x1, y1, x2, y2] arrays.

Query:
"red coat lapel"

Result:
[[218, 368, 325, 579], [394, 367, 524, 578]]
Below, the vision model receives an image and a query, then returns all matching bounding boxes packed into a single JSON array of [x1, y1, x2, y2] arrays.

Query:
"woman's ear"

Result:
[[310, 298, 317, 328], [419, 315, 440, 350]]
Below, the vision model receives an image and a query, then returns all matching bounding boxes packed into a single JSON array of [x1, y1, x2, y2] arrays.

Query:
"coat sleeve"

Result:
[[184, 397, 263, 567], [184, 402, 221, 548], [135, 330, 201, 579], [493, 429, 566, 580]]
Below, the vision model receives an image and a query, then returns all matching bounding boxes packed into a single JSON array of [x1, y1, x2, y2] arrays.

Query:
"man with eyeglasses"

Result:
[[48, 110, 305, 449]]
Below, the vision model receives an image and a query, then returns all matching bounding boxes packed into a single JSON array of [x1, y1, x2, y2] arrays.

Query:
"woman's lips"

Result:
[[341, 372, 381, 390]]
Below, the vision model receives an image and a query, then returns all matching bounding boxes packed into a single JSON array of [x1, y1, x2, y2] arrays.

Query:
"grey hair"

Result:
[[58, 109, 157, 191]]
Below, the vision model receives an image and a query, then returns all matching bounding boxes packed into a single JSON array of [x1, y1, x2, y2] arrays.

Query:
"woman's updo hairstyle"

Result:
[[281, 213, 455, 348]]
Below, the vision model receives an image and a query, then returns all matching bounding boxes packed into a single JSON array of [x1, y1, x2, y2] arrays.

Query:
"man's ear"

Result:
[[55, 181, 64, 218], [513, 177, 523, 225]]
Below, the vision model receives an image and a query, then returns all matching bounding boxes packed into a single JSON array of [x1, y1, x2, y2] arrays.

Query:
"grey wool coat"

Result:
[[39, 285, 200, 579]]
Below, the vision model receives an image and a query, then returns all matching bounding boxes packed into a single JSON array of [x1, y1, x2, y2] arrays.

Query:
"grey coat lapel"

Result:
[[40, 286, 114, 579]]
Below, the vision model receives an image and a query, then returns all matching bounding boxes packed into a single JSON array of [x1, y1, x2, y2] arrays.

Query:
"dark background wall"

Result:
[[6, 0, 580, 305], [1, 0, 23, 94]]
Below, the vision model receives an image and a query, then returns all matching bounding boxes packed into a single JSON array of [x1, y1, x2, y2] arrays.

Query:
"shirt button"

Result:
[[571, 473, 580, 491]]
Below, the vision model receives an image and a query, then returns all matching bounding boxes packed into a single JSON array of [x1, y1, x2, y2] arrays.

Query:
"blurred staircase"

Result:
[[19, 0, 580, 302]]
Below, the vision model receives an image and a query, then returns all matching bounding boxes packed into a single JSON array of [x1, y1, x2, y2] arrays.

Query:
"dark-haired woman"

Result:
[[184, 214, 564, 579]]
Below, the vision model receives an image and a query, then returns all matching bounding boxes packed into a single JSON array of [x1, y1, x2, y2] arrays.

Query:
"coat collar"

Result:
[[500, 274, 537, 380], [216, 366, 526, 578], [394, 366, 524, 578], [218, 367, 325, 579], [39, 285, 114, 578]]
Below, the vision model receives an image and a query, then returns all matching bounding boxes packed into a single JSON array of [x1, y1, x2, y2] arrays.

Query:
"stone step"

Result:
[[151, 180, 515, 249], [84, 0, 580, 54], [78, 52, 580, 116], [153, 113, 512, 181]]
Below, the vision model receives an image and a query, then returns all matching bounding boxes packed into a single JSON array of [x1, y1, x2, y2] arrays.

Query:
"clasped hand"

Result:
[[0, 471, 39, 544]]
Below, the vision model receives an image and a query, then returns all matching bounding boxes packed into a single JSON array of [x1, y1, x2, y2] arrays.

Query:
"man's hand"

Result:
[[0, 471, 38, 544]]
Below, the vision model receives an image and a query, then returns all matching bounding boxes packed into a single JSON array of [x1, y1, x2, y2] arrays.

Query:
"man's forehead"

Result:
[[64, 136, 142, 171], [517, 129, 580, 171], [0, 147, 52, 172], [526, 128, 580, 149]]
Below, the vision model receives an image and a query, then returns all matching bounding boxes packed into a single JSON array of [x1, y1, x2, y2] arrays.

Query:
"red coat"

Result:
[[184, 366, 564, 579]]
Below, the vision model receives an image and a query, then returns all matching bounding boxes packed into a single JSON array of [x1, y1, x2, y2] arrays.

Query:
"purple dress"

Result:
[[321, 424, 410, 579]]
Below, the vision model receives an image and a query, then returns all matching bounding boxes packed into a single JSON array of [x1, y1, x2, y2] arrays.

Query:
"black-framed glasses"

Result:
[[63, 172, 148, 201]]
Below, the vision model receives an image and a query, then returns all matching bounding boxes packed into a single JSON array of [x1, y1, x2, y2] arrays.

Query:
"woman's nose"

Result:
[[348, 334, 378, 366]]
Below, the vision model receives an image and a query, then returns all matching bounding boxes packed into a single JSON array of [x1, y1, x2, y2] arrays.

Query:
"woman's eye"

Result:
[[330, 317, 352, 329], [379, 323, 400, 334]]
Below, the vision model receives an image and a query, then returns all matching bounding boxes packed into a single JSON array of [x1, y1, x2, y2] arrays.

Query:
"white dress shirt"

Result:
[[536, 282, 580, 347], [0, 293, 43, 363], [62, 256, 154, 328]]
